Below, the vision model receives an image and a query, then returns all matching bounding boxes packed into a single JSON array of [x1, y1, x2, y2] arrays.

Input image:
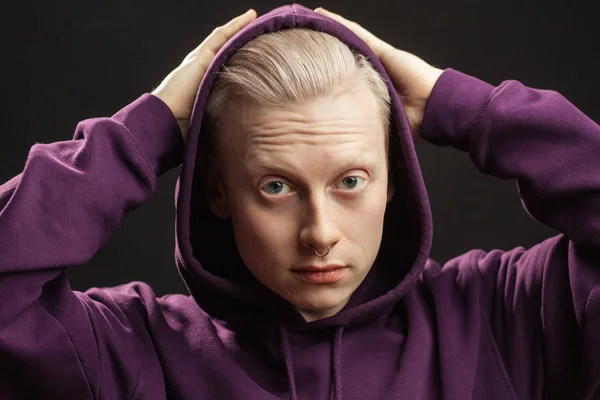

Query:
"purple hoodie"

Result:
[[1, 3, 599, 399]]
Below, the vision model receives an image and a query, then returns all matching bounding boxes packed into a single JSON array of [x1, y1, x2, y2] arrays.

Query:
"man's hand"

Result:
[[314, 7, 443, 142], [152, 9, 257, 142]]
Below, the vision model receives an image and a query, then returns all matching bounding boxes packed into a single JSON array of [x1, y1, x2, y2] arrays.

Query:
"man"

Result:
[[1, 4, 598, 399]]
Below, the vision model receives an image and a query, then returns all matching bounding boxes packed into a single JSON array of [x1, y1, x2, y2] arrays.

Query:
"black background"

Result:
[[1, 0, 597, 296]]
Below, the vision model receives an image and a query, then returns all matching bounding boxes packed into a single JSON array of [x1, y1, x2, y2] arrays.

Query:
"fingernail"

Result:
[[245, 9, 254, 15]]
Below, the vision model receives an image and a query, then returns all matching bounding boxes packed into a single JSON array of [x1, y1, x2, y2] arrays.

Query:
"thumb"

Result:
[[314, 7, 391, 59]]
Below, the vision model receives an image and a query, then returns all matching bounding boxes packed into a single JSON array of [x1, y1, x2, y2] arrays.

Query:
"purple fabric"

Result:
[[1, 3, 599, 399]]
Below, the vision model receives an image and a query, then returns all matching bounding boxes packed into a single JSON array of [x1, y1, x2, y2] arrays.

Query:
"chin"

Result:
[[288, 286, 352, 316]]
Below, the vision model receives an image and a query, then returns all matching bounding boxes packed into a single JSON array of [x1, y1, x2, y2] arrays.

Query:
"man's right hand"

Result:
[[152, 9, 257, 142]]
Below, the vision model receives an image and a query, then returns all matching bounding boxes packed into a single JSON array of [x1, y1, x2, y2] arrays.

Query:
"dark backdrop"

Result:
[[1, 0, 597, 296]]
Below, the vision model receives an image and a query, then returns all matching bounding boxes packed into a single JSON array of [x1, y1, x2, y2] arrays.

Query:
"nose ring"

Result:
[[314, 246, 330, 258]]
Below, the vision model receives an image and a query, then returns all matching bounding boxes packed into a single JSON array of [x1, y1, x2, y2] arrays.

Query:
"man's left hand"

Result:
[[314, 7, 444, 142]]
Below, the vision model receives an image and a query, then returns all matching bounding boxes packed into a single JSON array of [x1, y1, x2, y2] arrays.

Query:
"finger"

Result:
[[313, 8, 365, 35], [190, 9, 257, 59], [314, 7, 388, 57], [314, 8, 379, 46]]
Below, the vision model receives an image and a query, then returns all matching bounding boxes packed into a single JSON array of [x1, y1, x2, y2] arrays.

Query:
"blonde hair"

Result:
[[204, 27, 392, 149]]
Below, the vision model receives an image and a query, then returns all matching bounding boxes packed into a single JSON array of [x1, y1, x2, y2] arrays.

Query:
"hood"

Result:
[[174, 3, 432, 332]]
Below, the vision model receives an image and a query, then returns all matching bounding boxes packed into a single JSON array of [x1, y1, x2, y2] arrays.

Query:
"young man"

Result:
[[1, 4, 598, 399]]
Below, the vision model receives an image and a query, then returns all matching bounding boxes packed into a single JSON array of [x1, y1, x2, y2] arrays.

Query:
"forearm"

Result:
[[420, 69, 600, 247], [0, 93, 183, 272]]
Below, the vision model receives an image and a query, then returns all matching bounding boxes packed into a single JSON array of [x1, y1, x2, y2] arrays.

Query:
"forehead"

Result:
[[227, 84, 385, 151]]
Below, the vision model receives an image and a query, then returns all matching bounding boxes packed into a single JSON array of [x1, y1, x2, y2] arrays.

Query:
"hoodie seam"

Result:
[[467, 81, 507, 150], [582, 283, 600, 398], [34, 296, 96, 398], [128, 356, 144, 400], [472, 82, 504, 129], [111, 118, 157, 186], [470, 254, 520, 400]]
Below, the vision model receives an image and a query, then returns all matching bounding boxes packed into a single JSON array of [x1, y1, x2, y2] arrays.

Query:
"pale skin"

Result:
[[211, 85, 392, 321], [152, 7, 444, 322], [152, 9, 259, 140]]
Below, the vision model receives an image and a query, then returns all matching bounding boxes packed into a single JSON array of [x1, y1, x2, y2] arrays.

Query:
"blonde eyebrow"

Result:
[[245, 151, 378, 178]]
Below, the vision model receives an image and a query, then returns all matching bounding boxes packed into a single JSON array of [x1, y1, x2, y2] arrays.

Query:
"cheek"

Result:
[[230, 196, 298, 264], [342, 186, 388, 252]]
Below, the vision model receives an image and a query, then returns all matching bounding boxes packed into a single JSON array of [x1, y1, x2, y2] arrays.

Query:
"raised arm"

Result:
[[420, 68, 600, 399], [420, 69, 600, 247], [0, 93, 183, 398], [0, 10, 257, 398], [314, 7, 600, 398], [0, 94, 183, 270]]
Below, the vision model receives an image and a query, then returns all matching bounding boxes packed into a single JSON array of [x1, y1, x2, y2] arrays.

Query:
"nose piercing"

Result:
[[314, 246, 330, 258]]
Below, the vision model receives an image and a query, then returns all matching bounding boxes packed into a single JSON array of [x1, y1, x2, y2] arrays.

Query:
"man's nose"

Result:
[[298, 196, 341, 255]]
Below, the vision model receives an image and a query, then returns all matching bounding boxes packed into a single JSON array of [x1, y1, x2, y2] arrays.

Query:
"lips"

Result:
[[293, 264, 346, 272], [292, 265, 348, 284]]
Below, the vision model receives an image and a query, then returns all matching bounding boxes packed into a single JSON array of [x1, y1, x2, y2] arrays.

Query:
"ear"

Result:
[[209, 178, 230, 219], [386, 163, 395, 203], [387, 181, 395, 203], [200, 153, 230, 219]]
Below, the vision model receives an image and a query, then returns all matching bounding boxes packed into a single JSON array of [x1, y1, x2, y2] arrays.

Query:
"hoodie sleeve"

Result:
[[0, 93, 183, 399], [420, 69, 600, 399]]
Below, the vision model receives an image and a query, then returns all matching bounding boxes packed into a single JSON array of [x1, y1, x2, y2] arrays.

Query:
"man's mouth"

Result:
[[292, 265, 347, 284]]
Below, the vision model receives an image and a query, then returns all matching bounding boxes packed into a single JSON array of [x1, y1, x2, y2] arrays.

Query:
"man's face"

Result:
[[211, 84, 391, 322]]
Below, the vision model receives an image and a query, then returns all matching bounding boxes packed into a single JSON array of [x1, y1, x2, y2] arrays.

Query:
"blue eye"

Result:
[[262, 181, 291, 195], [339, 176, 365, 190]]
